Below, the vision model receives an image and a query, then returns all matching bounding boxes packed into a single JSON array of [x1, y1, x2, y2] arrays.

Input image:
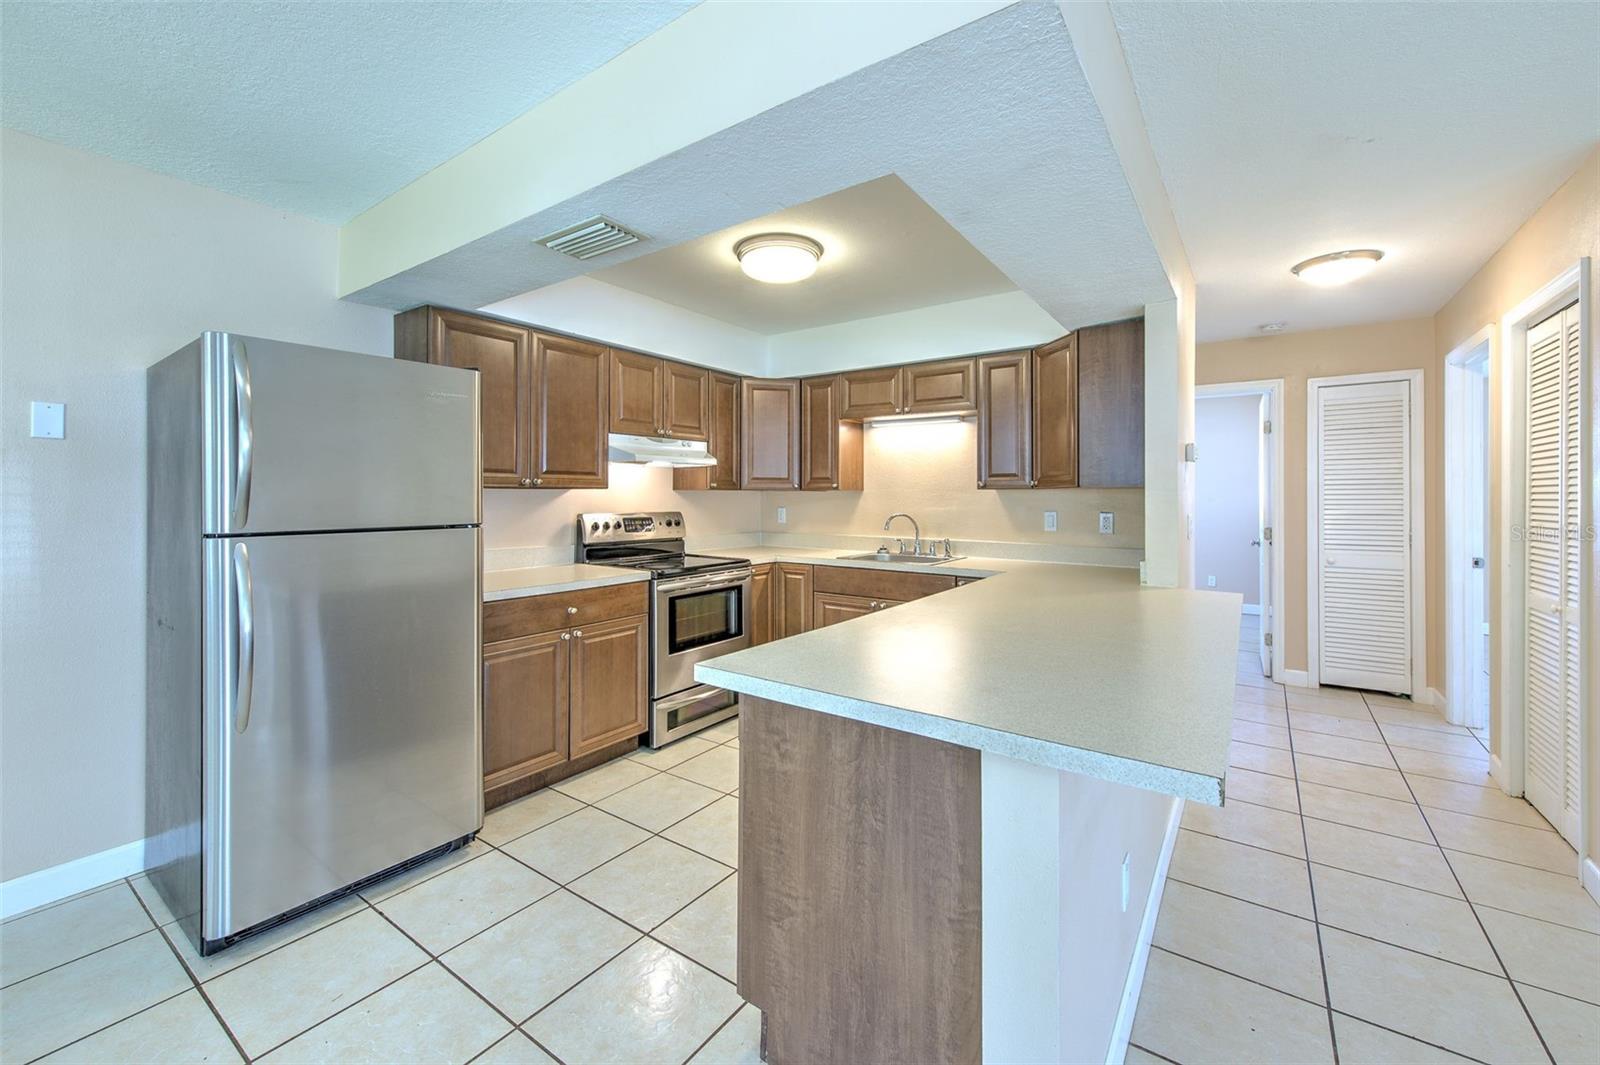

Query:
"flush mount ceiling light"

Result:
[[734, 233, 823, 284], [1291, 249, 1384, 287]]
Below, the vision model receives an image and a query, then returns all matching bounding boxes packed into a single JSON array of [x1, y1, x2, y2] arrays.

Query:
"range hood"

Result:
[[607, 433, 718, 468]]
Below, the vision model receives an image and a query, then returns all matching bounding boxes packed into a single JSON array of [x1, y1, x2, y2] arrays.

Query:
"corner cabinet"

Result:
[[395, 306, 607, 489], [740, 378, 801, 489], [675, 372, 741, 491], [975, 350, 1034, 489]]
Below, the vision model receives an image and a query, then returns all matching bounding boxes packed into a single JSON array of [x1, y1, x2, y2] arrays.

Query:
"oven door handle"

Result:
[[655, 568, 753, 594]]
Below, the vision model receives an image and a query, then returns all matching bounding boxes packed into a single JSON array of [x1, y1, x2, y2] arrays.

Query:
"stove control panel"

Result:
[[578, 511, 685, 543]]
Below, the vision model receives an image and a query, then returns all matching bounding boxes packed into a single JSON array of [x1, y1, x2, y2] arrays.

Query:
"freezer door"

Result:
[[202, 332, 480, 535], [203, 527, 482, 943]]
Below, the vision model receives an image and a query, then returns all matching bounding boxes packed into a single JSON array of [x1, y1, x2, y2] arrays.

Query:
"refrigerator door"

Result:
[[202, 332, 480, 536], [203, 526, 482, 944]]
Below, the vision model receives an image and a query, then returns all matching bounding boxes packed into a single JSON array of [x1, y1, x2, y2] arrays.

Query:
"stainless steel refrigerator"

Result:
[[146, 332, 483, 955]]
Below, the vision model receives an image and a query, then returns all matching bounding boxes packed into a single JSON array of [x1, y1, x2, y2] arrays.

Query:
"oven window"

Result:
[[667, 586, 744, 653]]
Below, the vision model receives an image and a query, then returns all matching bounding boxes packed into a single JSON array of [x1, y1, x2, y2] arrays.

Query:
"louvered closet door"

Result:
[[1523, 302, 1582, 845], [1316, 379, 1413, 693]]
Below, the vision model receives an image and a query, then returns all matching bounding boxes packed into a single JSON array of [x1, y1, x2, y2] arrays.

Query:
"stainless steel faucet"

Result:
[[883, 513, 921, 555]]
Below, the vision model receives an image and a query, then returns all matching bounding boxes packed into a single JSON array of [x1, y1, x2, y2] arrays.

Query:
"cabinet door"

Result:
[[839, 366, 902, 418], [661, 362, 711, 441], [569, 614, 649, 758], [674, 372, 740, 491], [1032, 334, 1078, 489], [976, 351, 1033, 489], [800, 376, 849, 491], [609, 349, 664, 436], [1077, 319, 1143, 487], [750, 564, 773, 646], [534, 332, 609, 488], [772, 563, 813, 638], [428, 309, 532, 488], [903, 358, 977, 414], [482, 631, 568, 791], [740, 379, 801, 489], [813, 591, 882, 627]]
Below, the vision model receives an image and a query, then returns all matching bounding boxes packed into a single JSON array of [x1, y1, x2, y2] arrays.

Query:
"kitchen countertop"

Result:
[[483, 564, 648, 602], [696, 549, 1240, 805]]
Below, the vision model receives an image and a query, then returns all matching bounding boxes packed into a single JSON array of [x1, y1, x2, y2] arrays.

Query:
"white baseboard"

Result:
[[1490, 754, 1511, 794], [1, 838, 146, 920], [1240, 604, 1261, 616], [1281, 669, 1312, 689], [1582, 858, 1600, 908], [1105, 797, 1183, 1065], [1416, 687, 1446, 710]]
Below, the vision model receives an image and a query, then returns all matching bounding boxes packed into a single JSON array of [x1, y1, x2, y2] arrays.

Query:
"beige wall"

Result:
[[1194, 395, 1262, 603], [1431, 147, 1599, 865], [1196, 318, 1437, 677], [757, 418, 1143, 561], [0, 132, 395, 882]]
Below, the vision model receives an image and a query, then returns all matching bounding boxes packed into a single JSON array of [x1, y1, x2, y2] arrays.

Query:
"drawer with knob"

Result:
[[484, 581, 649, 643]]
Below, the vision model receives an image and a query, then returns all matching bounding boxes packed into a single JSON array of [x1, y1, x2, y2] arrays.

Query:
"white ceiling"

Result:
[[1111, 1, 1600, 341], [589, 175, 1021, 334], [352, 3, 1171, 337], [0, 1, 694, 223]]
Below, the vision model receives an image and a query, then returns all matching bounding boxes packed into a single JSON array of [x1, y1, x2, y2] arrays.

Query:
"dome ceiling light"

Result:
[[1291, 249, 1385, 287], [734, 233, 824, 284]]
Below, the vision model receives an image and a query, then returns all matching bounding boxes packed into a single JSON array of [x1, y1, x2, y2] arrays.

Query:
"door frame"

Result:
[[1195, 379, 1285, 681], [1495, 260, 1590, 880], [1305, 369, 1426, 698], [1445, 326, 1495, 727]]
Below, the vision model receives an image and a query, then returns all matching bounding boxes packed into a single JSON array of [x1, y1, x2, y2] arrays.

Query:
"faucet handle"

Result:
[[942, 538, 953, 557], [895, 538, 906, 554]]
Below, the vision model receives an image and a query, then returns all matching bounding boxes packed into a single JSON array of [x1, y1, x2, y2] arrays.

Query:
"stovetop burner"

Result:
[[575, 511, 749, 579]]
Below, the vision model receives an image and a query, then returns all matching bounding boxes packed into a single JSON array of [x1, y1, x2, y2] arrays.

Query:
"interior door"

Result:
[[204, 526, 481, 943], [1523, 303, 1582, 845], [1256, 395, 1272, 677], [1315, 378, 1414, 694]]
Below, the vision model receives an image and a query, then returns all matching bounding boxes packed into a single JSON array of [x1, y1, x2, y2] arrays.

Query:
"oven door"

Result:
[[652, 569, 752, 696]]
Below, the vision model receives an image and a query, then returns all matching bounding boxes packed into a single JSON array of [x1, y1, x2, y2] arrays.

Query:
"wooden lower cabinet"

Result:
[[569, 615, 648, 757], [813, 591, 904, 627], [812, 565, 956, 602], [750, 564, 774, 646], [772, 563, 813, 639], [482, 630, 569, 792]]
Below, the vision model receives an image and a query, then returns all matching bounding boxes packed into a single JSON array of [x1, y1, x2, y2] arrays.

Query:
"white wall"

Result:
[[765, 290, 1063, 376], [481, 276, 767, 376], [0, 131, 395, 882], [1194, 395, 1262, 603]]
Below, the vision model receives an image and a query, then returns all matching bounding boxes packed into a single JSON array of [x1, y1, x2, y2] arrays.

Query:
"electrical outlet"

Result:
[[30, 401, 64, 439], [1098, 511, 1114, 535], [1043, 510, 1058, 533], [1207, 575, 1217, 588], [1120, 853, 1131, 912], [776, 506, 787, 525]]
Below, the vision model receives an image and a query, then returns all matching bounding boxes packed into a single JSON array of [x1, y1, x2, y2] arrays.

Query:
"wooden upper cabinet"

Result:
[[1032, 333, 1079, 489], [976, 350, 1033, 489], [661, 362, 711, 441], [800, 376, 863, 492], [740, 378, 801, 490], [395, 307, 532, 487], [675, 372, 741, 491], [609, 348, 664, 437], [568, 614, 649, 759], [1077, 318, 1144, 488], [902, 358, 977, 414], [482, 630, 568, 791], [533, 332, 609, 489], [839, 366, 902, 419]]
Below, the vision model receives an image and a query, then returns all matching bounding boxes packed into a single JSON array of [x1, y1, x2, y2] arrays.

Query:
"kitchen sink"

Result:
[[837, 552, 965, 565]]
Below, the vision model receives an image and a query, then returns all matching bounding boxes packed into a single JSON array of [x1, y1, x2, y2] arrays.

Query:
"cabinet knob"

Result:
[[869, 601, 879, 609], [532, 477, 543, 486], [566, 606, 578, 615], [519, 477, 532, 486], [831, 482, 838, 489], [560, 632, 571, 641], [572, 630, 583, 638], [709, 481, 718, 488]]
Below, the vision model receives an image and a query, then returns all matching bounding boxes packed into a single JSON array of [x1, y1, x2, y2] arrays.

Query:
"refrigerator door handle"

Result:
[[231, 343, 254, 529], [233, 542, 255, 734]]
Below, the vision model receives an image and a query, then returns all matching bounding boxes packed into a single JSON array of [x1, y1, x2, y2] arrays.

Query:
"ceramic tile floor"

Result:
[[1130, 617, 1600, 1064], [0, 716, 759, 1065]]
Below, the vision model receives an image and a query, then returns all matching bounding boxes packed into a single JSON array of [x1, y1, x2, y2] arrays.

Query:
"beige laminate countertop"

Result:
[[696, 551, 1240, 804], [483, 564, 648, 603]]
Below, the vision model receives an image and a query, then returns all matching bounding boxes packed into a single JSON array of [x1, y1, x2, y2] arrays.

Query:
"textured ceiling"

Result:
[[1111, 1, 1600, 341], [0, 1, 694, 223], [351, 3, 1171, 336], [589, 175, 1020, 333]]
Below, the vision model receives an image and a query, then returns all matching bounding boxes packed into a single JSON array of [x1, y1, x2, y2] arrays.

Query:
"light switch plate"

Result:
[[1043, 510, 1058, 533], [30, 401, 64, 439], [1098, 511, 1114, 535], [776, 506, 787, 525]]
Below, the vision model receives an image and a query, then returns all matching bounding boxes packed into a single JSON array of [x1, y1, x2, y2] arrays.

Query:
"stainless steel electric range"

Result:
[[577, 512, 750, 747]]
